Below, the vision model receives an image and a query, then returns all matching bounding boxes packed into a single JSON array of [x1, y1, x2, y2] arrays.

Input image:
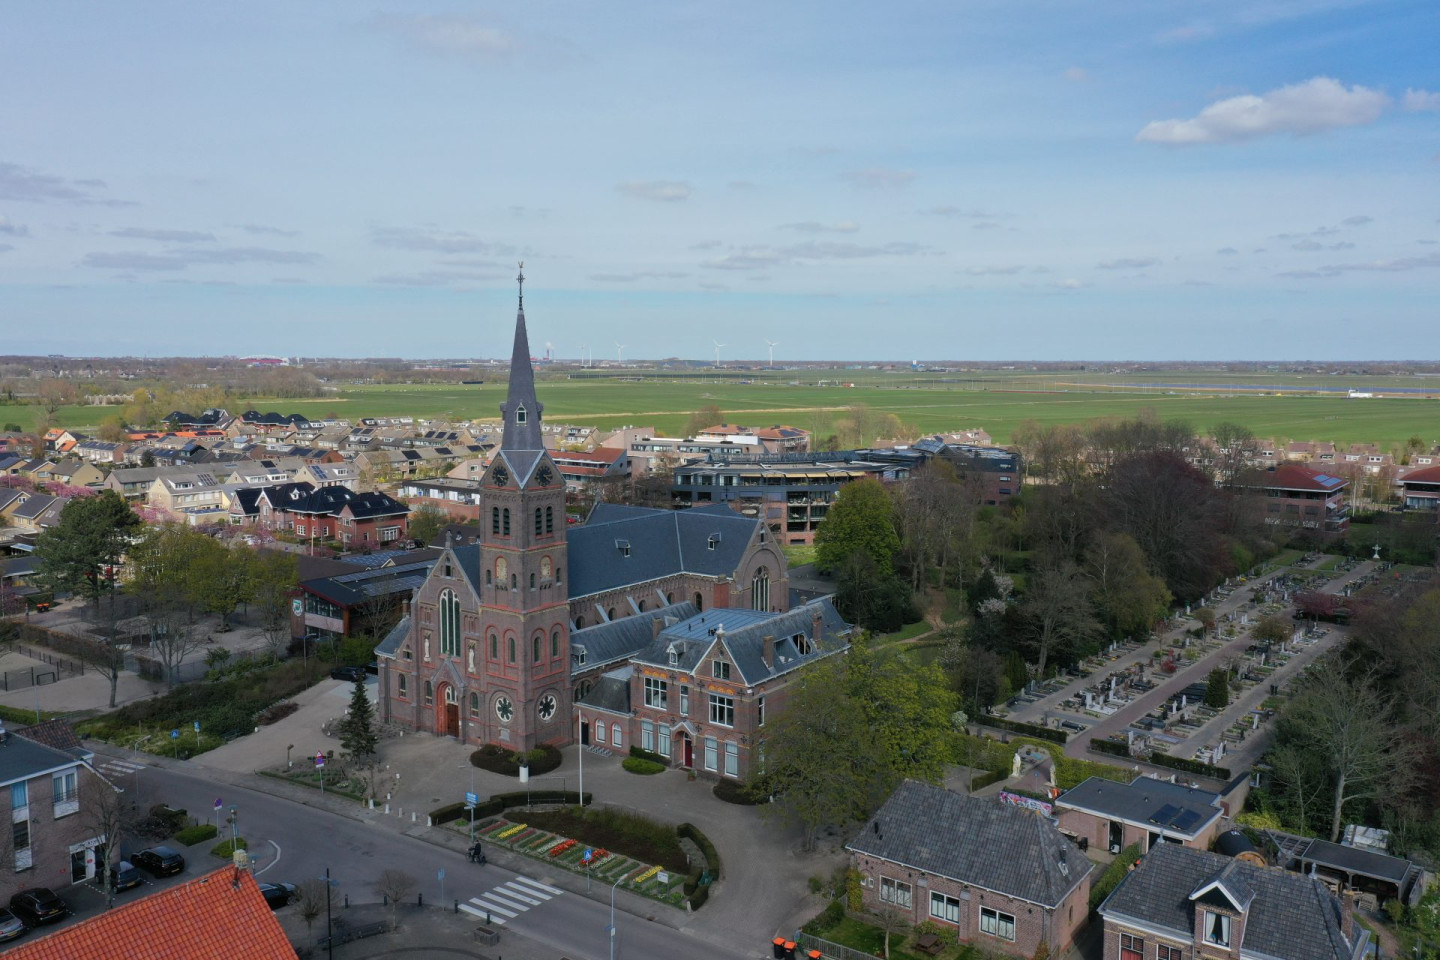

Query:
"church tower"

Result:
[[475, 266, 571, 749]]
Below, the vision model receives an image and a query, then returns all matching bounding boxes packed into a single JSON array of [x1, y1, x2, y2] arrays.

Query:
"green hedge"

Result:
[[1147, 751, 1231, 781], [429, 789, 591, 825], [802, 899, 846, 935], [469, 744, 563, 777], [174, 824, 218, 846], [211, 836, 249, 859], [712, 778, 769, 805], [1090, 738, 1131, 759], [982, 714, 1068, 744], [622, 757, 665, 775], [678, 821, 720, 880], [969, 769, 1008, 791], [628, 745, 668, 765], [1090, 843, 1143, 909]]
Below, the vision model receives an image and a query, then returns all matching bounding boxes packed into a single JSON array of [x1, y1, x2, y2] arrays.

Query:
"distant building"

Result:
[[1055, 776, 1224, 854], [1235, 464, 1350, 534], [1399, 464, 1440, 513]]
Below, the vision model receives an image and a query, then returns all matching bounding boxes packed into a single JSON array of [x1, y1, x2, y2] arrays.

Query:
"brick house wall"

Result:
[[1056, 809, 1221, 855], [0, 766, 110, 902], [852, 852, 1090, 958]]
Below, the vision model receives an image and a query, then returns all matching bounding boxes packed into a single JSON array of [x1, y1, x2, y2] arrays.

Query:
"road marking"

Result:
[[460, 902, 506, 924], [510, 875, 563, 897], [254, 840, 281, 877], [480, 889, 530, 911], [498, 882, 542, 905], [472, 895, 519, 918], [97, 759, 146, 776]]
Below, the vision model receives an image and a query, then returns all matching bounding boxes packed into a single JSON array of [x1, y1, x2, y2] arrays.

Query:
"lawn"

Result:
[[9, 375, 1438, 447], [873, 620, 932, 644], [782, 543, 818, 567]]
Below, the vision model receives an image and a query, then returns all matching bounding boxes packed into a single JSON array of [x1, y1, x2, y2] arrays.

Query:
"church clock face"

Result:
[[535, 464, 554, 487], [537, 694, 557, 722], [492, 465, 509, 487], [495, 696, 514, 723]]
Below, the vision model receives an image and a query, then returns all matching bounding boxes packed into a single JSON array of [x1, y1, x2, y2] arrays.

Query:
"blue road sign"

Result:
[[170, 729, 179, 739], [437, 868, 445, 881], [193, 720, 201, 732], [465, 791, 478, 806]]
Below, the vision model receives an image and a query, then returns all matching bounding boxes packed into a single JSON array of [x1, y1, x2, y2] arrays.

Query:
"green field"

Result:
[[5, 374, 1439, 447]]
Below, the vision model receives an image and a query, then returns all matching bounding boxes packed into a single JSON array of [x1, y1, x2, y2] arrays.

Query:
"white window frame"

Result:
[[724, 741, 739, 778], [641, 720, 654, 752], [929, 892, 960, 925], [1120, 933, 1144, 960], [612, 723, 622, 748], [879, 876, 912, 909], [657, 723, 671, 758], [704, 736, 718, 772], [757, 696, 765, 727], [980, 906, 1015, 941], [708, 693, 735, 727], [679, 685, 689, 716], [1204, 911, 1231, 948], [644, 677, 668, 710], [595, 719, 607, 743], [712, 659, 730, 680]]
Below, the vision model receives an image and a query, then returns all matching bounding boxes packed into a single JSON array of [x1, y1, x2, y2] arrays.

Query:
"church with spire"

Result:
[[377, 271, 849, 778]]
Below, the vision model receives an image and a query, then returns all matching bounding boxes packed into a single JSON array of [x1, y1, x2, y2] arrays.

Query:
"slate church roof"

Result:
[[566, 503, 765, 599], [847, 779, 1092, 909]]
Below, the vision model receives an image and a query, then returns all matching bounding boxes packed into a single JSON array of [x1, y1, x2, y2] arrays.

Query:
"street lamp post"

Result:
[[577, 710, 584, 810], [608, 874, 624, 960]]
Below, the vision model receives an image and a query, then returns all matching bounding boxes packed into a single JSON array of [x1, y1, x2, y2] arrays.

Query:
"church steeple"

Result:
[[500, 263, 544, 451]]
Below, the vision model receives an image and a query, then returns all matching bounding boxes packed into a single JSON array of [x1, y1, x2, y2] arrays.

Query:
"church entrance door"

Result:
[[682, 735, 693, 769], [445, 703, 459, 738]]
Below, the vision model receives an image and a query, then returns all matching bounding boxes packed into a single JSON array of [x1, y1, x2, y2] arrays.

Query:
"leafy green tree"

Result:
[[846, 635, 956, 785], [1250, 613, 1289, 647], [834, 551, 918, 632], [1205, 668, 1230, 708], [34, 490, 142, 608], [250, 549, 299, 663], [1085, 532, 1172, 639], [406, 505, 448, 547], [339, 678, 378, 759], [814, 477, 900, 576], [1021, 562, 1099, 679]]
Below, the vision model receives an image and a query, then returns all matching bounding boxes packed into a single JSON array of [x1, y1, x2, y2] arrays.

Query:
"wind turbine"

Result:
[[615, 342, 626, 364], [765, 339, 779, 367], [712, 340, 726, 368], [579, 344, 589, 368]]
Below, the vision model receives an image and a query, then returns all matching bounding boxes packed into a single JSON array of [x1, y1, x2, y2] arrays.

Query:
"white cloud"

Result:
[[1096, 257, 1160, 269], [0, 216, 28, 237], [374, 14, 515, 62], [1050, 278, 1088, 290], [1063, 67, 1089, 83], [964, 265, 1026, 276], [1341, 215, 1373, 227], [701, 240, 929, 271], [1277, 252, 1440, 278], [110, 227, 215, 243], [233, 223, 300, 237], [371, 225, 513, 254], [1404, 89, 1440, 112], [589, 271, 688, 282], [617, 180, 691, 202], [780, 221, 859, 234], [81, 246, 320, 271], [374, 268, 507, 286], [922, 206, 1004, 220], [0, 161, 129, 205], [1157, 23, 1215, 44], [0, 244, 13, 254], [841, 167, 915, 189], [1137, 77, 1390, 145]]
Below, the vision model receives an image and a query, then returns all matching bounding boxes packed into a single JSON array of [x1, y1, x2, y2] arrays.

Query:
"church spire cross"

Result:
[[499, 271, 544, 452], [517, 261, 524, 310]]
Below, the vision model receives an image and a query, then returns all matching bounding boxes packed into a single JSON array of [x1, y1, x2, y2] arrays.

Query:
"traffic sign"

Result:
[[465, 791, 478, 806], [314, 752, 325, 768], [437, 868, 445, 881], [583, 848, 593, 863], [214, 798, 222, 811], [193, 720, 201, 732], [170, 729, 179, 740]]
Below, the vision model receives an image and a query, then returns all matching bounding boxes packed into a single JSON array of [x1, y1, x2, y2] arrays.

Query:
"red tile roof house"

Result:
[[1098, 842, 1369, 960], [1235, 464, 1350, 535], [1400, 464, 1440, 514], [3, 866, 296, 960], [846, 780, 1092, 959]]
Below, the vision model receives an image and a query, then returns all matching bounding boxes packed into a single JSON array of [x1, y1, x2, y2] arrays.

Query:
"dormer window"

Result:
[[515, 405, 526, 424], [708, 533, 721, 551], [616, 539, 630, 557]]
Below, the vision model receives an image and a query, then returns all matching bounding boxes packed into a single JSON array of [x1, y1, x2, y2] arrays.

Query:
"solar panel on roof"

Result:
[[1149, 803, 1180, 825], [1172, 809, 1202, 832]]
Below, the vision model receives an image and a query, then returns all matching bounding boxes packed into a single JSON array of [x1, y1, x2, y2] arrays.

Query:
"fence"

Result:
[[798, 931, 879, 960], [5, 640, 85, 680]]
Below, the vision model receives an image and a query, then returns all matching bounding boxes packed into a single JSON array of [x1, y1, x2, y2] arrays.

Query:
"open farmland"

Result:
[[12, 372, 1438, 447]]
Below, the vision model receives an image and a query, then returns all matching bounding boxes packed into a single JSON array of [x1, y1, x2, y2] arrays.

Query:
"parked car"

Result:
[[330, 665, 366, 683], [8, 889, 67, 926], [258, 882, 296, 910], [0, 908, 26, 942], [132, 845, 185, 877], [111, 860, 144, 892]]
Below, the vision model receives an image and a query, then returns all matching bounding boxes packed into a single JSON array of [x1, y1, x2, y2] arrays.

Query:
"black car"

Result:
[[110, 860, 144, 892], [8, 888, 67, 926], [258, 882, 296, 909], [330, 665, 366, 683], [132, 845, 185, 877]]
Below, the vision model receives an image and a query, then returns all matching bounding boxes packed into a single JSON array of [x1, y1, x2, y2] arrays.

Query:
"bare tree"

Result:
[[296, 878, 327, 946], [872, 905, 911, 960], [1289, 657, 1414, 842], [1022, 562, 1099, 680], [374, 869, 418, 931], [83, 771, 132, 909]]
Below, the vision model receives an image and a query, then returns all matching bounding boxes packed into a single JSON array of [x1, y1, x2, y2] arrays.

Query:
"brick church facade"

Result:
[[376, 273, 807, 754]]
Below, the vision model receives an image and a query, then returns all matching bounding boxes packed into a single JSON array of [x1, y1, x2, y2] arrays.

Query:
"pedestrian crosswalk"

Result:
[[96, 758, 146, 779], [458, 875, 563, 925]]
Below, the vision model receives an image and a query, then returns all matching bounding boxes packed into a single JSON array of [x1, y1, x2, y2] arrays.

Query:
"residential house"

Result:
[[1400, 465, 1440, 513], [1234, 464, 1350, 534], [41, 429, 80, 454], [1098, 842, 1368, 960], [1284, 441, 1337, 464], [41, 459, 105, 489], [10, 495, 70, 536], [1, 867, 296, 960], [71, 439, 129, 465], [290, 549, 441, 644], [577, 596, 850, 779], [161, 408, 233, 430], [248, 483, 409, 546], [1055, 776, 1224, 855], [295, 462, 360, 489], [146, 471, 231, 518], [398, 477, 484, 521], [0, 725, 112, 901], [847, 780, 1093, 959], [548, 447, 629, 492], [912, 438, 1022, 506], [101, 466, 168, 500], [693, 423, 811, 455]]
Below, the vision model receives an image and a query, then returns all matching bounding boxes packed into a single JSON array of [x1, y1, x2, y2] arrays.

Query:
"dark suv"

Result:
[[132, 845, 185, 877], [330, 665, 366, 683], [8, 888, 67, 926]]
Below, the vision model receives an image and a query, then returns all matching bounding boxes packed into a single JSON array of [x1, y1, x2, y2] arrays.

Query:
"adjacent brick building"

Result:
[[1055, 776, 1224, 855]]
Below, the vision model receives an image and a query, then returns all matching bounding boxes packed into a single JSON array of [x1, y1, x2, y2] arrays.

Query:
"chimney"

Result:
[[763, 635, 775, 670], [811, 609, 824, 645], [652, 617, 663, 640], [401, 598, 410, 617]]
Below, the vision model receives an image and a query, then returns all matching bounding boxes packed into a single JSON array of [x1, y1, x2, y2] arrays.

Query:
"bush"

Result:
[[517, 807, 687, 874], [1147, 751, 1231, 781], [1089, 843, 1143, 909], [678, 822, 720, 879], [801, 898, 845, 935], [149, 805, 190, 835], [983, 715, 1068, 744], [469, 744, 563, 777], [211, 836, 249, 859], [430, 790, 591, 825], [256, 701, 298, 725], [628, 745, 667, 765], [174, 824, 218, 846], [622, 757, 665, 775], [712, 778, 769, 805]]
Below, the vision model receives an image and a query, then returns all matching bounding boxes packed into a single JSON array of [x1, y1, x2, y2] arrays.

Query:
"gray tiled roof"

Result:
[[1057, 776, 1221, 838], [576, 669, 633, 716], [846, 780, 1092, 909], [375, 615, 411, 659], [566, 504, 763, 599], [1299, 838, 1413, 885], [630, 598, 851, 686], [1100, 842, 1359, 960], [0, 731, 84, 787], [570, 601, 700, 675]]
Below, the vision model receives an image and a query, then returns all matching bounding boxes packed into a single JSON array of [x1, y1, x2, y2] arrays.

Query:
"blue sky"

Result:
[[0, 1, 1436, 360]]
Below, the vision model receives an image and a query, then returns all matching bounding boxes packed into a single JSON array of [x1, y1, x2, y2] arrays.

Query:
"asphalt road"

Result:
[[100, 754, 754, 960]]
